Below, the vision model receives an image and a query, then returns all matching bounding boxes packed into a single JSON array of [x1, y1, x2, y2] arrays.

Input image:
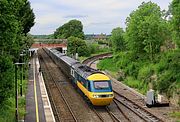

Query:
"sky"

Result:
[[29, 0, 171, 35]]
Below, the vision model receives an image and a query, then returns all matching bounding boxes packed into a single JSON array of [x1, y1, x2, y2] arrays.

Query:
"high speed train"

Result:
[[44, 48, 114, 106]]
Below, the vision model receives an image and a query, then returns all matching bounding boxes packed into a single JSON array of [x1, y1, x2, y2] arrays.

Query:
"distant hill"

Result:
[[32, 34, 54, 39], [85, 34, 111, 40]]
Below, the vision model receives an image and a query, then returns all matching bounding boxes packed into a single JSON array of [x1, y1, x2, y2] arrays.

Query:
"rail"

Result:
[[82, 52, 112, 66], [114, 90, 163, 122], [39, 50, 78, 122]]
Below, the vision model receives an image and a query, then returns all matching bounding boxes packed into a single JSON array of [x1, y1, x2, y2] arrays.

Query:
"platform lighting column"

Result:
[[14, 62, 25, 121], [20, 53, 25, 96], [14, 64, 18, 122]]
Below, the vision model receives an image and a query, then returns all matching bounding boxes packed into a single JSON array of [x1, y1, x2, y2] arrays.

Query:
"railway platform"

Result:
[[25, 54, 55, 122]]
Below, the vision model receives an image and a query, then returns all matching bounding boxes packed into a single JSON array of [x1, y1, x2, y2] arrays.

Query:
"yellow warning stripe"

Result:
[[33, 58, 39, 122]]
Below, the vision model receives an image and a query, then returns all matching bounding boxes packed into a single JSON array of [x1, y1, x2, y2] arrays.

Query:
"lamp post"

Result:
[[14, 62, 25, 122], [20, 53, 26, 96]]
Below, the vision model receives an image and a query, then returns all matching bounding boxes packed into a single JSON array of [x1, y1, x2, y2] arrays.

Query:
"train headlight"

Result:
[[93, 94, 100, 98], [108, 94, 113, 97]]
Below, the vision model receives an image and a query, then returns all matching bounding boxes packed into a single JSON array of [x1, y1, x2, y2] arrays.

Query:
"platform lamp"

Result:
[[14, 62, 25, 122], [20, 53, 26, 96]]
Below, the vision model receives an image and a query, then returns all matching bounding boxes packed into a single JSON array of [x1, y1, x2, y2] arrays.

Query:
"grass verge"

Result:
[[169, 111, 180, 121], [0, 79, 28, 121]]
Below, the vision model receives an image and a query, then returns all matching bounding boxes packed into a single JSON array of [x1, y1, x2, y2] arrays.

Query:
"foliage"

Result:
[[97, 39, 109, 45], [137, 64, 154, 82], [171, 0, 180, 48], [97, 58, 119, 72], [110, 27, 126, 52], [156, 50, 180, 97], [54, 19, 85, 39], [123, 77, 148, 94], [0, 55, 14, 103], [169, 111, 180, 120], [125, 1, 167, 61], [97, 1, 180, 107], [0, 98, 15, 122], [19, 0, 35, 35], [67, 36, 90, 56], [87, 43, 99, 54], [0, 0, 35, 105]]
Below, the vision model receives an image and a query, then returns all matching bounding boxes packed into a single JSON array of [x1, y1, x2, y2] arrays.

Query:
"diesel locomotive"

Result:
[[44, 48, 114, 106]]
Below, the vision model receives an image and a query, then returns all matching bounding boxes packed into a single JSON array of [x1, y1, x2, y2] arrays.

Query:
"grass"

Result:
[[18, 79, 28, 120], [97, 58, 148, 95], [123, 77, 148, 95], [97, 58, 119, 72], [0, 79, 28, 121], [0, 98, 15, 122], [169, 111, 180, 121]]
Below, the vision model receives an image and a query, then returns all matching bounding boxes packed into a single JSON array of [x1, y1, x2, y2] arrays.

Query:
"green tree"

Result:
[[171, 0, 180, 48], [125, 1, 167, 61], [19, 0, 35, 35], [110, 27, 125, 52], [67, 36, 89, 56], [54, 19, 85, 39], [0, 0, 35, 104]]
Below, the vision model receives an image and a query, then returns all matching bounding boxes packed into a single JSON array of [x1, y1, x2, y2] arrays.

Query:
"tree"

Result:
[[0, 0, 35, 104], [67, 36, 89, 56], [110, 27, 125, 52], [19, 0, 35, 35], [54, 19, 85, 39], [171, 0, 180, 48], [125, 2, 167, 61]]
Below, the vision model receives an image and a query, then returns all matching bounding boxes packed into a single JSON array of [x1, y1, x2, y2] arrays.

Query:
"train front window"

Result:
[[93, 81, 109, 89]]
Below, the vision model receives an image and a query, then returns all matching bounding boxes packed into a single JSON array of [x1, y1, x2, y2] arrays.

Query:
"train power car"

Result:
[[44, 48, 114, 106]]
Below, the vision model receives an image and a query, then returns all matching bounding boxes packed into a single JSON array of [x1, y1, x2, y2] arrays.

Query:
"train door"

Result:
[[71, 68, 77, 83]]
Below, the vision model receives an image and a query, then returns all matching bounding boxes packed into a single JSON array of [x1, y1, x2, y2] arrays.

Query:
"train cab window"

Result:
[[93, 81, 109, 89]]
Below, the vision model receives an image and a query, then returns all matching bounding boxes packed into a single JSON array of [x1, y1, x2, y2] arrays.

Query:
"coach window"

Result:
[[71, 68, 75, 77]]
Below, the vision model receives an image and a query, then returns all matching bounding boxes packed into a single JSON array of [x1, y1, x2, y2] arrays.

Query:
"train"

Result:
[[44, 48, 114, 106]]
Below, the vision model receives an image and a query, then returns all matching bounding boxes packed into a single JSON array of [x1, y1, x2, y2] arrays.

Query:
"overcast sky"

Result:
[[29, 0, 171, 35]]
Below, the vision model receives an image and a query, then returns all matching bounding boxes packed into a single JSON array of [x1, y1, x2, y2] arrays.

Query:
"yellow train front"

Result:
[[76, 72, 114, 106]]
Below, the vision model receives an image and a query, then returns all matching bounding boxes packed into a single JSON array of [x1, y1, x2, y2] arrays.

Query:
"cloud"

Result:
[[29, 0, 171, 35], [64, 15, 88, 19]]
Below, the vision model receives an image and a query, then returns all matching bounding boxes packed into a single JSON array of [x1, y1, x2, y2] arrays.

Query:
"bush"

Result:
[[97, 58, 119, 72], [0, 55, 14, 104], [157, 70, 173, 94], [0, 98, 15, 122], [123, 76, 148, 94], [88, 43, 99, 54], [138, 64, 154, 82]]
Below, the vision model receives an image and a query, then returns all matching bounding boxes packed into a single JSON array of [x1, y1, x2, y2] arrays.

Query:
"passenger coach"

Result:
[[44, 48, 114, 106]]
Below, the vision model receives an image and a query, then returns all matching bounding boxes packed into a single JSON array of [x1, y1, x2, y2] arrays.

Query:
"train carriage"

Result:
[[44, 48, 114, 106]]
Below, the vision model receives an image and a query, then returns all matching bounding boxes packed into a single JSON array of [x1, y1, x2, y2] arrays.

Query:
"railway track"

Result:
[[38, 55, 61, 121], [39, 49, 164, 122], [38, 50, 78, 122], [82, 52, 112, 67], [83, 53, 164, 122], [91, 106, 121, 122], [114, 90, 162, 122], [39, 49, 111, 122]]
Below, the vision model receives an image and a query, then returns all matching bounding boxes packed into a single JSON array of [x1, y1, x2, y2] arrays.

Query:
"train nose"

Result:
[[90, 93, 114, 106]]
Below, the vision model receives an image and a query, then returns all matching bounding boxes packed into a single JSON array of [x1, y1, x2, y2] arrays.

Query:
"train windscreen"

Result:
[[93, 81, 110, 89]]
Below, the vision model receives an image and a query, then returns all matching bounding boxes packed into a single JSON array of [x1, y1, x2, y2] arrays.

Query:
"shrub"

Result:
[[137, 64, 154, 82], [123, 76, 148, 94]]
